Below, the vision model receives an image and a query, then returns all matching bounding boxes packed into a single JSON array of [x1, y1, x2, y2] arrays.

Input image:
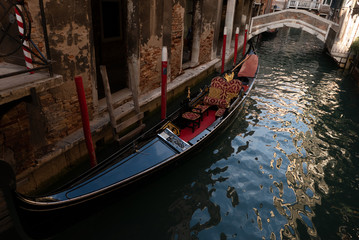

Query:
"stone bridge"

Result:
[[249, 9, 339, 42], [248, 9, 350, 67]]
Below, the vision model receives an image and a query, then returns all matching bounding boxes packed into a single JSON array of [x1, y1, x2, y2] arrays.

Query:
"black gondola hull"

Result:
[[14, 48, 259, 238]]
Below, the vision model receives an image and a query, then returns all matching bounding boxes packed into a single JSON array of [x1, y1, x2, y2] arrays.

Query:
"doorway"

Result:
[[92, 0, 128, 99]]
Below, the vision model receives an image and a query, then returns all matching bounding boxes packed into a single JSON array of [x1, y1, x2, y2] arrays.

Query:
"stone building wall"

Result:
[[139, 42, 162, 94], [171, 2, 185, 81], [199, 24, 214, 64], [26, 0, 95, 140], [0, 100, 34, 173], [0, 0, 95, 174], [1, 0, 255, 179]]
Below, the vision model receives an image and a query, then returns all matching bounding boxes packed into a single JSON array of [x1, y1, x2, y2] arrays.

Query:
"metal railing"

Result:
[[0, 0, 52, 78], [288, 0, 321, 10]]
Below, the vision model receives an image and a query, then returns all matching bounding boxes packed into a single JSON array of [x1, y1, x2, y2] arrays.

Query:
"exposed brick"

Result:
[[171, 3, 184, 80], [0, 101, 34, 173]]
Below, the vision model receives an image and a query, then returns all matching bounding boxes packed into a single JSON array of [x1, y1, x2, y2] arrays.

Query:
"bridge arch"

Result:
[[249, 9, 339, 42]]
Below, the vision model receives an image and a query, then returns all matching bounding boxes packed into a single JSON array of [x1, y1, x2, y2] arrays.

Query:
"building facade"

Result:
[[0, 0, 255, 193]]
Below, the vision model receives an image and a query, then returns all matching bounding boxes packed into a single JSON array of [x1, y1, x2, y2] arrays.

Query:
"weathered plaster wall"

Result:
[[234, 0, 245, 33], [199, 0, 218, 64], [35, 0, 95, 144], [171, 1, 185, 80], [199, 23, 214, 64], [139, 0, 164, 94], [243, 0, 253, 25], [1, 0, 96, 174]]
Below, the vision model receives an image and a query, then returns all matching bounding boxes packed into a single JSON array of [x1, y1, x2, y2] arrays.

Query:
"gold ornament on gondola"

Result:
[[161, 121, 180, 136], [224, 72, 234, 82]]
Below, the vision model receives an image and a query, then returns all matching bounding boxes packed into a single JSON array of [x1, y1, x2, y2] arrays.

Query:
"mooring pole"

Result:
[[221, 27, 227, 73], [161, 46, 168, 120], [234, 27, 239, 65], [242, 24, 248, 57], [75, 76, 97, 167], [15, 4, 33, 73]]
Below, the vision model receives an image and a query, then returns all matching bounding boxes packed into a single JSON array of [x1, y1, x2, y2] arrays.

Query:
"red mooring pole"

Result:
[[161, 46, 168, 120], [233, 27, 239, 65], [221, 27, 227, 73], [242, 24, 248, 57], [75, 76, 97, 167]]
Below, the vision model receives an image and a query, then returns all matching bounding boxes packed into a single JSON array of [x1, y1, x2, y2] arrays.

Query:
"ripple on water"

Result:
[[50, 27, 359, 240], [183, 28, 359, 239]]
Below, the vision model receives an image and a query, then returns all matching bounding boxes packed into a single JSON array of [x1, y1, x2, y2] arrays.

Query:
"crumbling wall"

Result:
[[139, 0, 164, 94], [29, 0, 95, 145], [0, 0, 95, 174], [0, 100, 34, 173], [171, 2, 185, 80]]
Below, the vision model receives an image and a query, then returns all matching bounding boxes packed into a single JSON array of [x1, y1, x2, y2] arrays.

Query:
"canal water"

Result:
[[49, 27, 359, 240]]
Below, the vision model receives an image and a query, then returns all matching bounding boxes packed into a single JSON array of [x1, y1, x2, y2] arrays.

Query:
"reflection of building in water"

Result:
[[167, 178, 222, 239], [273, 153, 324, 238], [268, 113, 332, 238], [248, 63, 339, 238]]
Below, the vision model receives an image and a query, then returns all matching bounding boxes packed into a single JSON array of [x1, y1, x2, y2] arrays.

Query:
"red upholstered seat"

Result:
[[193, 104, 210, 113], [203, 96, 228, 108], [182, 112, 201, 132], [192, 104, 210, 120], [226, 79, 242, 103], [192, 76, 234, 119], [242, 85, 249, 92], [182, 112, 201, 120]]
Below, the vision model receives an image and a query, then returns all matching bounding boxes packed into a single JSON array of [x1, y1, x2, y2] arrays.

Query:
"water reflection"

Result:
[[51, 28, 359, 240], [168, 27, 358, 240]]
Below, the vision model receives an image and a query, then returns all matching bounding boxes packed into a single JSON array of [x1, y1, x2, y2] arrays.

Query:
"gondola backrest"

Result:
[[225, 79, 242, 103], [203, 76, 229, 108]]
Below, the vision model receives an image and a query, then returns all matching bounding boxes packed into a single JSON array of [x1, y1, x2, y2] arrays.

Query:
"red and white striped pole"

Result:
[[15, 5, 33, 73], [161, 46, 168, 120], [233, 27, 239, 65], [221, 27, 227, 74], [242, 24, 248, 57]]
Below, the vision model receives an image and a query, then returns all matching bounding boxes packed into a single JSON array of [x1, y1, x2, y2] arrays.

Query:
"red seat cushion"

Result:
[[192, 104, 210, 113], [226, 79, 242, 102], [182, 112, 201, 121], [203, 96, 228, 108]]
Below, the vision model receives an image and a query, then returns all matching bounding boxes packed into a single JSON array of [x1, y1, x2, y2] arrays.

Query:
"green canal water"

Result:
[[50, 27, 359, 240]]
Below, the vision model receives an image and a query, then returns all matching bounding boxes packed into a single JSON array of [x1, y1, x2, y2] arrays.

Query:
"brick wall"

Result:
[[199, 23, 215, 64], [38, 85, 90, 146], [0, 0, 95, 174], [0, 100, 35, 174], [139, 44, 162, 94], [170, 2, 184, 81], [0, 85, 92, 175]]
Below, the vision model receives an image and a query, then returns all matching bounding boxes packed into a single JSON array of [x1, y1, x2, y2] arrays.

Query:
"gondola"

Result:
[[14, 45, 259, 237], [261, 28, 278, 39]]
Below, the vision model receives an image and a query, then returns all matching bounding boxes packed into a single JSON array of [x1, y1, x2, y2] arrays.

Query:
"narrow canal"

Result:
[[50, 27, 359, 240]]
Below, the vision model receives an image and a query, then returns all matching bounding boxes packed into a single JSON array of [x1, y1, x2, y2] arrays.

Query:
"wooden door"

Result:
[[92, 0, 128, 99]]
